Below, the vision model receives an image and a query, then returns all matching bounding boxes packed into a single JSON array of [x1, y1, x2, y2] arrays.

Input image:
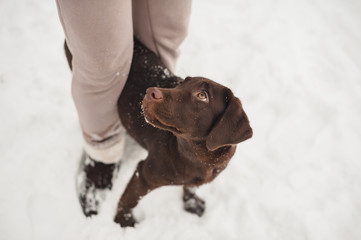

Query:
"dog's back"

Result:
[[117, 40, 182, 149]]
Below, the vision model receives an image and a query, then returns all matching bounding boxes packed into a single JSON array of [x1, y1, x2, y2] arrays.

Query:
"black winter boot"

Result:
[[76, 152, 120, 217]]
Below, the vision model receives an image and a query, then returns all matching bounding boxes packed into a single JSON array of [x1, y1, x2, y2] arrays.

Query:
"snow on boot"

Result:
[[76, 151, 120, 217]]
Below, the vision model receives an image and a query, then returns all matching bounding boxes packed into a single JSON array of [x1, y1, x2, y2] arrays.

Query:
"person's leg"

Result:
[[57, 0, 133, 163], [132, 0, 192, 73], [56, 0, 133, 216]]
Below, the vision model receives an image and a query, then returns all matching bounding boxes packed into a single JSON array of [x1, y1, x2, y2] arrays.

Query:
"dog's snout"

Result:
[[147, 88, 163, 101]]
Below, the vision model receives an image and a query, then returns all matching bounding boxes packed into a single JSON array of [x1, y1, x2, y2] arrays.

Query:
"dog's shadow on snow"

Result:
[[122, 133, 147, 165]]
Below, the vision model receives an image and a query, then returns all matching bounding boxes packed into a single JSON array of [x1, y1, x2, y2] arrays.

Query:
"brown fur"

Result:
[[64, 39, 252, 227]]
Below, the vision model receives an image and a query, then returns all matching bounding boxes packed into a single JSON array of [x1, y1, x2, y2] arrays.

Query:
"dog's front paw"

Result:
[[183, 194, 206, 217], [114, 210, 136, 228]]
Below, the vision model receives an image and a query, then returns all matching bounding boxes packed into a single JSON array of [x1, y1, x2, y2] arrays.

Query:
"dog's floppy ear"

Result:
[[206, 92, 253, 151]]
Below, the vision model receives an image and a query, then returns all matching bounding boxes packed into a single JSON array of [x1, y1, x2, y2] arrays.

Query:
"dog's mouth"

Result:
[[146, 116, 182, 134], [142, 105, 182, 134]]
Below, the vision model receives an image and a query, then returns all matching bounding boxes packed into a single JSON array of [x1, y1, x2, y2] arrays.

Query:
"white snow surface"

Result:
[[1, 0, 361, 239]]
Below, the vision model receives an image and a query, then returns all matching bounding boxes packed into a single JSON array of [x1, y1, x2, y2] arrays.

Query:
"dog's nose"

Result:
[[147, 88, 163, 101]]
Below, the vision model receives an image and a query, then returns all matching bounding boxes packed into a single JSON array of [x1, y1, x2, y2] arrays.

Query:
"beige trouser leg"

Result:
[[56, 0, 192, 163], [133, 0, 192, 73]]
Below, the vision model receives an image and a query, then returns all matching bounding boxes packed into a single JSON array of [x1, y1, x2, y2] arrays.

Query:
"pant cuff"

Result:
[[83, 131, 126, 164]]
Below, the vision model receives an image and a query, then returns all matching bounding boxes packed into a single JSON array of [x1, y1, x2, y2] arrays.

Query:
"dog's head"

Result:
[[142, 77, 252, 151]]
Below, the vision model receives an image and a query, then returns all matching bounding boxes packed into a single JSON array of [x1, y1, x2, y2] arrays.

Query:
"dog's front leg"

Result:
[[114, 161, 154, 227], [183, 186, 206, 217]]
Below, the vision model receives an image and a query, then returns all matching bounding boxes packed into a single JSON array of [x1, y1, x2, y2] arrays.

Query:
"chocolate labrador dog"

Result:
[[65, 39, 252, 227]]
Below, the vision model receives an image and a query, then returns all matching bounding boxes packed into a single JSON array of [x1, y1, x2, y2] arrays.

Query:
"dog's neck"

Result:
[[177, 137, 206, 159], [176, 136, 232, 164]]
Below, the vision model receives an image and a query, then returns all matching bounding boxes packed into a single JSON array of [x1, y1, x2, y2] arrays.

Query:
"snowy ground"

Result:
[[1, 0, 361, 239]]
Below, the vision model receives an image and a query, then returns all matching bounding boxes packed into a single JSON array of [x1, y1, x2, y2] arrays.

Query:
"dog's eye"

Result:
[[196, 91, 208, 101]]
